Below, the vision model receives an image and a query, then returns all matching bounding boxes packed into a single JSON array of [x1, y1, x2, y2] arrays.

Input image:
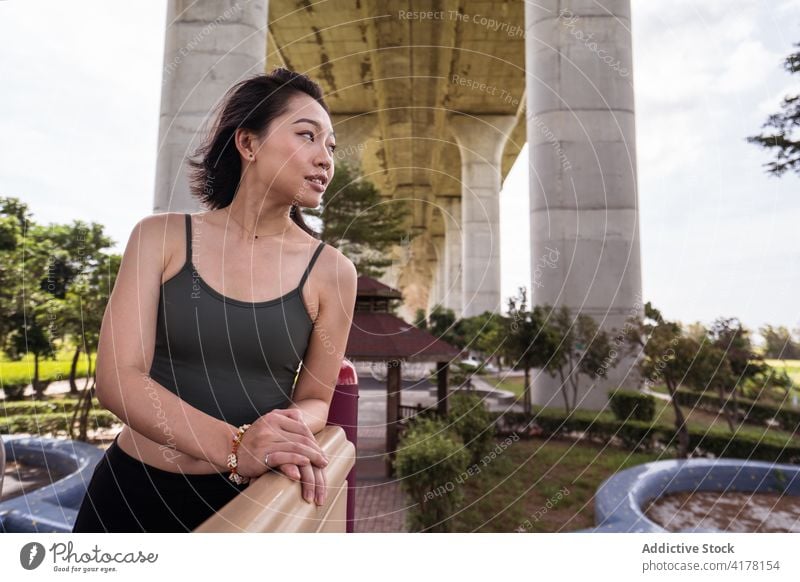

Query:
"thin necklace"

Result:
[[224, 207, 292, 239]]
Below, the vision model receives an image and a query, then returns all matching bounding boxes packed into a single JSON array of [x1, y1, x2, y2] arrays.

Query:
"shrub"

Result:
[[608, 389, 656, 422], [492, 408, 800, 463], [0, 410, 117, 436], [446, 392, 496, 465], [0, 398, 101, 416], [393, 416, 470, 532], [673, 388, 800, 432]]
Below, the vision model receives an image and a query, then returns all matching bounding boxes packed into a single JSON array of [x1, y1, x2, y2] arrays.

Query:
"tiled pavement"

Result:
[[352, 379, 427, 533]]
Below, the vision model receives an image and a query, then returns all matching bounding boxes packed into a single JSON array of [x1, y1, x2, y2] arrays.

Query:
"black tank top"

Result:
[[148, 213, 326, 427]]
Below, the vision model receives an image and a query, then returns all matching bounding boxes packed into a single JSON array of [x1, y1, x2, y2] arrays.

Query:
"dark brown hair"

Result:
[[187, 68, 330, 238]]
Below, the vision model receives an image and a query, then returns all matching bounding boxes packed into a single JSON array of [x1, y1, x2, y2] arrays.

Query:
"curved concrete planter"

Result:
[[574, 458, 800, 533], [0, 434, 5, 498], [0, 436, 104, 533]]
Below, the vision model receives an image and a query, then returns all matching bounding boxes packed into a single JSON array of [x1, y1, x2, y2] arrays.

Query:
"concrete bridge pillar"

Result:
[[525, 0, 643, 410], [154, 0, 268, 213], [429, 233, 446, 311], [448, 114, 516, 318], [437, 195, 463, 318]]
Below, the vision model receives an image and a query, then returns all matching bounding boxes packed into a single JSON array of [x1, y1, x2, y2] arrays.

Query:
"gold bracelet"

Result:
[[226, 423, 251, 485]]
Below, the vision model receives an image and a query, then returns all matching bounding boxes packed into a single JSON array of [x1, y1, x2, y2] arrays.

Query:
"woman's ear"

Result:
[[234, 128, 258, 159]]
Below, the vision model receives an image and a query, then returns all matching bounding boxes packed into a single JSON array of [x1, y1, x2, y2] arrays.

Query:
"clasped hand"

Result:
[[236, 408, 328, 506]]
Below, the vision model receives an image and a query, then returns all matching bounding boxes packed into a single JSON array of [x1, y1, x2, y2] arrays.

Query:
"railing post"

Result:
[[325, 359, 359, 533]]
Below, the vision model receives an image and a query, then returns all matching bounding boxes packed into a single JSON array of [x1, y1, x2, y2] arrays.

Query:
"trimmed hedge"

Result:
[[0, 410, 117, 436], [608, 389, 656, 422], [673, 388, 800, 433], [0, 398, 101, 416], [493, 408, 800, 464]]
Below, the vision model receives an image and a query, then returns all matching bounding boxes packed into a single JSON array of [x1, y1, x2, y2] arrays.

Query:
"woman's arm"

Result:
[[284, 247, 357, 505], [289, 247, 358, 433], [94, 213, 237, 471]]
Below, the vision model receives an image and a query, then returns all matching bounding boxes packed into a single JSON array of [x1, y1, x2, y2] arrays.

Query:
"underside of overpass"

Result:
[[265, 0, 527, 320]]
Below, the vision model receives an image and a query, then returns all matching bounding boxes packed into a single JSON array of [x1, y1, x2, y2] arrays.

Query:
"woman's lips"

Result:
[[305, 178, 326, 193]]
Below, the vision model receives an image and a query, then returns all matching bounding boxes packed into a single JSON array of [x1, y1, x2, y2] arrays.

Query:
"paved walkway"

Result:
[[352, 378, 432, 533]]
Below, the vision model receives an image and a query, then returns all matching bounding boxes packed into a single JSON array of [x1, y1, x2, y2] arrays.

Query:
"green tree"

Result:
[[306, 160, 410, 277], [66, 251, 121, 441], [426, 305, 472, 352], [747, 42, 800, 177], [2, 217, 64, 397], [505, 288, 558, 415], [689, 338, 739, 432], [624, 303, 696, 458], [457, 311, 506, 369], [546, 304, 614, 414], [0, 197, 34, 340], [43, 220, 114, 395], [760, 324, 800, 359]]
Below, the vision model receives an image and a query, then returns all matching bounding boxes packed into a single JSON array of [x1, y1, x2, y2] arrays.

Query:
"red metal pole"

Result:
[[325, 359, 359, 533]]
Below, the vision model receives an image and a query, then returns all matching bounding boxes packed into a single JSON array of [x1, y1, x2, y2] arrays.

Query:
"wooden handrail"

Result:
[[194, 425, 354, 532]]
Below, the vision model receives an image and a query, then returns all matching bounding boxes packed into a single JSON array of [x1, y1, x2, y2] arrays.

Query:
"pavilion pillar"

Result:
[[436, 361, 449, 416], [385, 360, 402, 476]]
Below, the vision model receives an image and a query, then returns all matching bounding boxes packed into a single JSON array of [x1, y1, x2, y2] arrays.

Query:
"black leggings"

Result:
[[72, 436, 249, 533]]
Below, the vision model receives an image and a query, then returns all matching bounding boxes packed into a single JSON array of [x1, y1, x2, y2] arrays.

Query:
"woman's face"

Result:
[[247, 93, 336, 209]]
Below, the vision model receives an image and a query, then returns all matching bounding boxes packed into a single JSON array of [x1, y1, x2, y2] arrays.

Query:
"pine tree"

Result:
[[306, 161, 410, 277]]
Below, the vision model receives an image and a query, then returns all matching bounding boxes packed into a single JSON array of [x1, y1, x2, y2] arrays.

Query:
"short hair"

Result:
[[187, 68, 330, 238]]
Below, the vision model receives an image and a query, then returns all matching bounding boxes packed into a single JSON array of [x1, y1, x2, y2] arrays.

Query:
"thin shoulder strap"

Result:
[[298, 241, 326, 289], [184, 213, 192, 265]]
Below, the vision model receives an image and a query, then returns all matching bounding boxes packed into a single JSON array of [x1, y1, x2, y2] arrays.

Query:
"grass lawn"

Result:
[[450, 436, 662, 532], [764, 359, 800, 384], [484, 374, 800, 441], [0, 351, 96, 385], [485, 374, 526, 397]]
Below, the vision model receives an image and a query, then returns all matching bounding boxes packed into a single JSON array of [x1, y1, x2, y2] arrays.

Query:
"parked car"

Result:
[[459, 358, 499, 374]]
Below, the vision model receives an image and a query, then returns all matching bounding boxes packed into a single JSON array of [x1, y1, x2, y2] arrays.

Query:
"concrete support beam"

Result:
[[448, 114, 516, 318], [154, 0, 268, 213], [330, 113, 379, 170], [525, 0, 643, 411]]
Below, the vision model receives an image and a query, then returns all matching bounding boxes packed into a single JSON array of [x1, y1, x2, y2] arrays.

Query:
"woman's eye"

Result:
[[301, 131, 336, 153]]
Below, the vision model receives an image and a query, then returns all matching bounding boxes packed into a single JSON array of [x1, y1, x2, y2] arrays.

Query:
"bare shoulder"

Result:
[[315, 242, 357, 299], [132, 212, 188, 275]]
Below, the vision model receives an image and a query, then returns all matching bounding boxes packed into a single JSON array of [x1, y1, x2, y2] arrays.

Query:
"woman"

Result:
[[72, 68, 357, 532]]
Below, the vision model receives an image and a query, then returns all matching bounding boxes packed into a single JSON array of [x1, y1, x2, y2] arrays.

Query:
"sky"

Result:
[[1, 0, 799, 336]]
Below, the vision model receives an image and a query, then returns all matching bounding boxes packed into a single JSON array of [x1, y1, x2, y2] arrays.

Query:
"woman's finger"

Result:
[[263, 452, 310, 471], [277, 463, 302, 481], [313, 465, 326, 506], [268, 441, 328, 468], [298, 463, 316, 504], [270, 428, 326, 459]]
